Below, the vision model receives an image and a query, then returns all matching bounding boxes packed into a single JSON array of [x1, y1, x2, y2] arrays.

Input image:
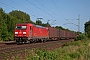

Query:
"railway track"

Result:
[[0, 39, 72, 60]]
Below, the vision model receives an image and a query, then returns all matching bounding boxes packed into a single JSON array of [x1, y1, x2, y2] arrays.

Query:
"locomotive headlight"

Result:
[[23, 32, 26, 34], [15, 35, 17, 36], [15, 32, 18, 34]]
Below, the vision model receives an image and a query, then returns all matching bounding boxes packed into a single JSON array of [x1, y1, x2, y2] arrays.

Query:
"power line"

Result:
[[35, 0, 56, 15], [0, 1, 15, 9], [52, 0, 79, 30], [66, 19, 78, 26], [10, 0, 38, 18], [52, 0, 66, 19], [0, 0, 38, 20], [0, 1, 55, 23], [36, 0, 75, 25], [26, 0, 58, 21], [66, 15, 80, 32], [35, 0, 62, 22], [11, 0, 51, 23]]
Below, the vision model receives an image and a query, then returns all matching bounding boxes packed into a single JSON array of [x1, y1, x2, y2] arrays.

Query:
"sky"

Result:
[[0, 0, 90, 32]]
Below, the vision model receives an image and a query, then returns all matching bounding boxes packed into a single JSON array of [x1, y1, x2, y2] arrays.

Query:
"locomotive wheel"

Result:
[[16, 41, 22, 45], [41, 39, 44, 43], [24, 40, 27, 44], [16, 40, 23, 45]]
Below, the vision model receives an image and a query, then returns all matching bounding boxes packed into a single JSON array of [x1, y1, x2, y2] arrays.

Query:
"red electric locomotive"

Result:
[[14, 23, 49, 44]]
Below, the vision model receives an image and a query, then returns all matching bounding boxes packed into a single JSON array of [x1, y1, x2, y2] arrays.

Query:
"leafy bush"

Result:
[[84, 20, 90, 38], [62, 42, 70, 47], [36, 49, 58, 60], [84, 47, 90, 60], [5, 39, 90, 60], [74, 33, 87, 41], [0, 32, 13, 41], [69, 52, 81, 59], [70, 41, 81, 46]]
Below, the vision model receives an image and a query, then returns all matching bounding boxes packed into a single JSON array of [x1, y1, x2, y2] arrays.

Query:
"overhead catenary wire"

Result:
[[0, 1, 36, 18], [0, 1, 15, 9], [26, 0, 59, 21], [0, 0, 57, 24], [52, 0, 66, 19], [36, 0, 75, 25], [0, 0, 75, 23], [35, 0, 56, 15], [52, 0, 78, 27], [10, 0, 38, 18], [35, 0, 62, 22], [11, 0, 51, 23], [0, 0, 61, 22]]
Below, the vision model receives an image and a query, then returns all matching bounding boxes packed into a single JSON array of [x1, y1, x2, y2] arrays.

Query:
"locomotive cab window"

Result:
[[16, 26, 27, 29], [30, 26, 32, 30]]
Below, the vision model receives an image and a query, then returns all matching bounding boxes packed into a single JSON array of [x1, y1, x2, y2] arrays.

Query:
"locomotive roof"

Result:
[[16, 23, 47, 28], [16, 23, 33, 25], [33, 24, 46, 28]]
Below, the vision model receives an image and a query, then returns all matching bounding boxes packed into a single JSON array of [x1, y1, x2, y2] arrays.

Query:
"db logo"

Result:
[[19, 30, 22, 34]]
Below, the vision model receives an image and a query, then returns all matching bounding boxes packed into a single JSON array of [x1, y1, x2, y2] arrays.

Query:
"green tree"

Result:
[[36, 20, 42, 25], [9, 10, 31, 23], [55, 26, 65, 30], [0, 8, 9, 41], [46, 22, 50, 27], [84, 20, 90, 38]]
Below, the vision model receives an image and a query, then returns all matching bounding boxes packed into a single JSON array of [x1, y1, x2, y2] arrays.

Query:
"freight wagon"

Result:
[[48, 27, 77, 40], [14, 23, 77, 44]]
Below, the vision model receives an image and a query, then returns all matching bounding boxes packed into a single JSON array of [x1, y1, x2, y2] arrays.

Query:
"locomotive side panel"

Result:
[[32, 26, 38, 38], [32, 26, 48, 38]]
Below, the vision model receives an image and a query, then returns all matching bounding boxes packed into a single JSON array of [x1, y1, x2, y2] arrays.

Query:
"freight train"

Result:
[[14, 23, 77, 44]]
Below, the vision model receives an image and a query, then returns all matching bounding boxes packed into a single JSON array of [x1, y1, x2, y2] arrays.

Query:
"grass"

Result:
[[5, 39, 90, 60]]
